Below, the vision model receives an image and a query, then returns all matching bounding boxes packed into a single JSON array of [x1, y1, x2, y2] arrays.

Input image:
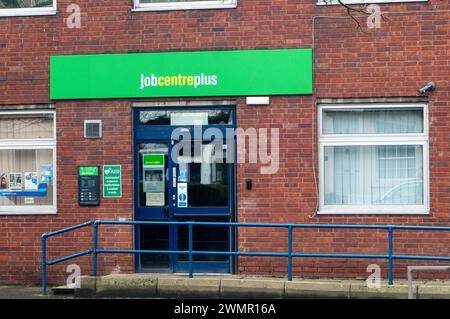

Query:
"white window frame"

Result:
[[318, 103, 429, 215], [317, 0, 427, 5], [132, 0, 237, 12], [0, 110, 57, 215], [0, 0, 57, 17]]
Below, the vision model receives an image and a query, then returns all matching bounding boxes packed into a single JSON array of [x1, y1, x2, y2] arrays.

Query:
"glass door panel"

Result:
[[174, 218, 231, 273], [174, 140, 231, 215], [177, 224, 229, 262], [139, 224, 170, 269]]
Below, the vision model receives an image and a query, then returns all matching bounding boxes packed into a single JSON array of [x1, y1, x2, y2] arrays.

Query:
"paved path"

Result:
[[0, 285, 73, 299]]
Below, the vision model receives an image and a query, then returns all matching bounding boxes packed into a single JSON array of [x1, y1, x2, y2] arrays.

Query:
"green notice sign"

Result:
[[103, 165, 122, 198], [79, 166, 99, 176], [50, 49, 313, 99], [143, 154, 164, 167]]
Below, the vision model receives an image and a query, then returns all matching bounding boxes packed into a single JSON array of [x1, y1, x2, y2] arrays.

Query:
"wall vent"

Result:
[[84, 120, 102, 139]]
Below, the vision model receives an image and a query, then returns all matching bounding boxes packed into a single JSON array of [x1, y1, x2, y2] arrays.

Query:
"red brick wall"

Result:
[[237, 4, 450, 280], [1, 0, 449, 284], [0, 101, 135, 285]]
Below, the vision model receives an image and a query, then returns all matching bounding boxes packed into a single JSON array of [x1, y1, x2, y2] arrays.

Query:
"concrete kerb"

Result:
[[77, 275, 450, 299], [417, 284, 450, 299], [220, 278, 285, 298], [285, 280, 351, 299], [349, 281, 410, 299], [96, 274, 158, 298], [158, 277, 221, 298]]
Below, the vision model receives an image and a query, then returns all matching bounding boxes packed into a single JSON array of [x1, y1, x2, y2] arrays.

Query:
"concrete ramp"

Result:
[[76, 274, 450, 299]]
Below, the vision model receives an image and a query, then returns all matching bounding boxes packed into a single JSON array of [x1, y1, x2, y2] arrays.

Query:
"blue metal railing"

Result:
[[41, 220, 450, 294]]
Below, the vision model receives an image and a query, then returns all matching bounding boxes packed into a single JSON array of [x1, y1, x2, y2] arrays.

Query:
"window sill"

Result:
[[316, 0, 428, 5], [132, 3, 237, 12], [0, 208, 57, 215], [0, 9, 57, 17], [318, 208, 429, 215]]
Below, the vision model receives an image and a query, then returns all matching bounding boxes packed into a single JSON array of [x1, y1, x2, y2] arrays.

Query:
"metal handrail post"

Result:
[[287, 226, 293, 281], [388, 227, 394, 285], [41, 234, 47, 295], [93, 222, 98, 277], [188, 224, 193, 279]]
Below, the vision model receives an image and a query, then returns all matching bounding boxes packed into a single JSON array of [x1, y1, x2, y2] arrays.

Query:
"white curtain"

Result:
[[323, 108, 423, 134], [323, 109, 423, 206]]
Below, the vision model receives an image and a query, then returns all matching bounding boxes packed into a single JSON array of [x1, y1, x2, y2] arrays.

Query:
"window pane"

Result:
[[0, 149, 54, 206], [178, 222, 229, 262], [0, 113, 54, 139], [139, 109, 233, 126], [324, 145, 423, 205], [0, 0, 53, 9], [140, 225, 169, 268], [322, 108, 423, 134], [176, 141, 228, 207]]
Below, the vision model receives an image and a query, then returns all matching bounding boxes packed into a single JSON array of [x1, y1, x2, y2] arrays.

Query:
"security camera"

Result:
[[418, 82, 436, 94]]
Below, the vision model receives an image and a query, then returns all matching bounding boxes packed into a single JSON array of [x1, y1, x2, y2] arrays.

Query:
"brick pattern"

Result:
[[0, 1, 449, 284]]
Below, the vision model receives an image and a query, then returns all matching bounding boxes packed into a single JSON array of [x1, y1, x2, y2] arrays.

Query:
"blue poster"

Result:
[[40, 163, 53, 184]]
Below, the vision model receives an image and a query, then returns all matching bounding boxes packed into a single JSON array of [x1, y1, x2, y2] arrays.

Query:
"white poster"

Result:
[[146, 193, 165, 206], [177, 182, 188, 208], [24, 197, 35, 205], [24, 172, 38, 191], [170, 112, 208, 126]]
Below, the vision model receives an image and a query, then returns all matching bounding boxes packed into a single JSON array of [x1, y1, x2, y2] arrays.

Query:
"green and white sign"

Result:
[[103, 165, 122, 198], [143, 154, 165, 167], [50, 49, 313, 100], [79, 166, 99, 176]]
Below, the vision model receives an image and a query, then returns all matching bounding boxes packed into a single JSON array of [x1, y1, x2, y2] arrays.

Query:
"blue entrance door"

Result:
[[133, 107, 236, 273]]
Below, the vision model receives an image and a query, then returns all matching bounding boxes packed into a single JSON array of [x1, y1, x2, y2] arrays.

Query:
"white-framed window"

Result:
[[132, 0, 237, 12], [317, 0, 427, 5], [318, 103, 429, 215], [0, 0, 56, 17], [0, 110, 57, 215]]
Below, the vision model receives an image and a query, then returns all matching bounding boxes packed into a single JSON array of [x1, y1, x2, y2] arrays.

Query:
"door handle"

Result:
[[163, 207, 169, 219]]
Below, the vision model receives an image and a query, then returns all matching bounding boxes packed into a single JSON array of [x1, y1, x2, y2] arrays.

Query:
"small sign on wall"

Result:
[[103, 165, 122, 198], [177, 183, 188, 208], [78, 166, 100, 206]]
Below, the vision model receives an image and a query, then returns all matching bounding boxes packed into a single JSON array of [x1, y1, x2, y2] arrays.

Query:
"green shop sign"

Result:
[[103, 165, 122, 198], [50, 49, 312, 99]]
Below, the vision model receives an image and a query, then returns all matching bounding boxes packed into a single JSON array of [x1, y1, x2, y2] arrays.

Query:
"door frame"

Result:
[[132, 105, 237, 273]]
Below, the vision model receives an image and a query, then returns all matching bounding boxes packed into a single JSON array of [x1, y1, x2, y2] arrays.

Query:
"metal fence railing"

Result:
[[41, 220, 450, 294]]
